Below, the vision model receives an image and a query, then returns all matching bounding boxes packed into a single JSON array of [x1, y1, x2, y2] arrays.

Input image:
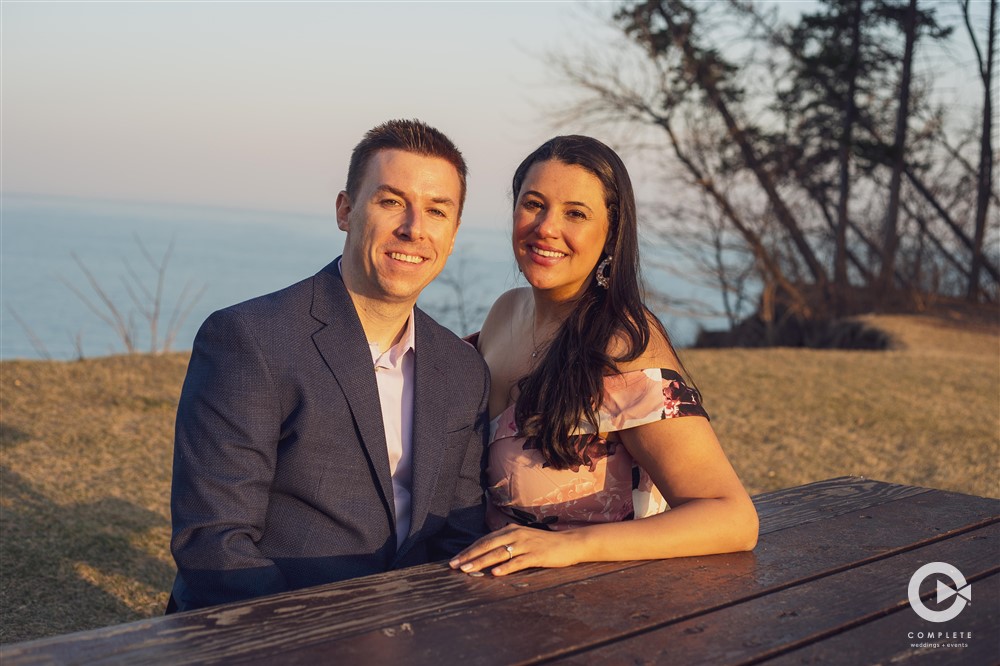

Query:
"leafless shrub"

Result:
[[61, 235, 206, 355], [6, 306, 53, 360], [428, 257, 491, 337]]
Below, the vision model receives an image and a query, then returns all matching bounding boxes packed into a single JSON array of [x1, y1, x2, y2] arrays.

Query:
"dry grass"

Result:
[[1, 315, 998, 643], [1, 354, 188, 643], [687, 315, 999, 500]]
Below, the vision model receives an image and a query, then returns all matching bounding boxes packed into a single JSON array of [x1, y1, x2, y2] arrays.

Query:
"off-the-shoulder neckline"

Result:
[[488, 367, 683, 424]]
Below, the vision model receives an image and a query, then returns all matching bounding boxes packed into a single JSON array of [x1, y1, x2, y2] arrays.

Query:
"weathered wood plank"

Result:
[[759, 572, 999, 665], [1, 481, 992, 665], [0, 558, 656, 664], [549, 525, 999, 665], [92, 487, 990, 666], [264, 491, 997, 666], [752, 476, 932, 534], [0, 477, 921, 663]]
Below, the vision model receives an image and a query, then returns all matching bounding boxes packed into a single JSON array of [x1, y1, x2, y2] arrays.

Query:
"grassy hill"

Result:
[[1, 314, 997, 643]]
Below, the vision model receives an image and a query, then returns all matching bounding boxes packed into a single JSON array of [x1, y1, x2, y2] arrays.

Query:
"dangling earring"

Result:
[[595, 255, 612, 289]]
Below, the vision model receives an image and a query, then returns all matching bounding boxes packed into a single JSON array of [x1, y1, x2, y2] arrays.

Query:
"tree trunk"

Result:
[[965, 0, 997, 302], [877, 0, 919, 304], [834, 0, 865, 316], [804, 183, 877, 284]]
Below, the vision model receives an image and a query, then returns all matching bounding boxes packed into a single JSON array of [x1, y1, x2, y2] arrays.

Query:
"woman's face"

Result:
[[513, 160, 611, 302]]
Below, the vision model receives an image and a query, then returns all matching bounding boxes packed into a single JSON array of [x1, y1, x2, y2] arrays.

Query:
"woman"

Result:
[[449, 135, 758, 576]]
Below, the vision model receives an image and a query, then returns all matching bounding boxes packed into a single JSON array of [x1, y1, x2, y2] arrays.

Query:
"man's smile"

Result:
[[388, 251, 427, 264]]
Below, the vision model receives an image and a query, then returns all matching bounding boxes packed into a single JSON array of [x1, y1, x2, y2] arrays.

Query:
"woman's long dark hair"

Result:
[[513, 135, 680, 470]]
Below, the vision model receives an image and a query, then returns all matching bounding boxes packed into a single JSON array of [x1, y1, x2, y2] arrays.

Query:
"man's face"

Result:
[[337, 149, 462, 307]]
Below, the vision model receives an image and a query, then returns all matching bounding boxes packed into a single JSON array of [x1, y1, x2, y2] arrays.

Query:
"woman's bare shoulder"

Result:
[[612, 313, 681, 373], [480, 287, 530, 344]]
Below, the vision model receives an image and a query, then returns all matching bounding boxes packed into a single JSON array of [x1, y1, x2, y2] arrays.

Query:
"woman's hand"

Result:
[[449, 525, 585, 576]]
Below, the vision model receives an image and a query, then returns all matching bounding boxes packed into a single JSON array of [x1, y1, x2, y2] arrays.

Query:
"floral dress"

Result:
[[485, 368, 709, 531]]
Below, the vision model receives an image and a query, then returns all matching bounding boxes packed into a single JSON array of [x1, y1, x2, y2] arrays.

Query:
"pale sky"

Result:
[[2, 1, 620, 229], [1, 1, 989, 228]]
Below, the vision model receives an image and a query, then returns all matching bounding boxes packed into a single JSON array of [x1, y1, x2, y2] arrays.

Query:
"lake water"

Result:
[[1, 194, 725, 360]]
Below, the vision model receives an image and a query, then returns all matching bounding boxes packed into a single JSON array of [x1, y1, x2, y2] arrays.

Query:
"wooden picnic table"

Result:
[[3, 476, 998, 665]]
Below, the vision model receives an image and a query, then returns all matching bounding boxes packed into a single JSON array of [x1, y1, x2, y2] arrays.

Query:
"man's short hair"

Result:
[[346, 119, 468, 216]]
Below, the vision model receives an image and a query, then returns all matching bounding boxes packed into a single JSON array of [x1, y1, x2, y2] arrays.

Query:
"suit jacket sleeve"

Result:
[[170, 308, 289, 609], [427, 361, 490, 559]]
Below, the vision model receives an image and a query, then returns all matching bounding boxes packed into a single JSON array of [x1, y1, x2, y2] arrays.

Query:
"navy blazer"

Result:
[[168, 259, 490, 612]]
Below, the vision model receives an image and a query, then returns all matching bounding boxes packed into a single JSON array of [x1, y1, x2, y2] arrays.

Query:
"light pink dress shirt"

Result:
[[369, 314, 416, 549]]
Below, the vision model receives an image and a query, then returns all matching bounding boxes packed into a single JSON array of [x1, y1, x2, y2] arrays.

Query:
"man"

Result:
[[167, 119, 490, 612]]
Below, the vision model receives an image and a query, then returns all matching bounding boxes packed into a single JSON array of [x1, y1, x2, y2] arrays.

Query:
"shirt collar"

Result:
[[371, 310, 416, 370]]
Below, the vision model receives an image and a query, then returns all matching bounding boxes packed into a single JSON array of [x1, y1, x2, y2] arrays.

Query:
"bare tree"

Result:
[[578, 3, 994, 316], [62, 236, 206, 355], [738, 0, 991, 302], [62, 253, 137, 354], [6, 306, 53, 360], [425, 256, 490, 337], [621, 1, 830, 292]]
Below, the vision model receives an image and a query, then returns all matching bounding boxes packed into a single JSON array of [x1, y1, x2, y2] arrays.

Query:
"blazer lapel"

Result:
[[310, 260, 395, 525], [400, 309, 449, 552]]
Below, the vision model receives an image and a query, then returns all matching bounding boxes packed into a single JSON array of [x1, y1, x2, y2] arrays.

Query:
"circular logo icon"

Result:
[[908, 562, 971, 623]]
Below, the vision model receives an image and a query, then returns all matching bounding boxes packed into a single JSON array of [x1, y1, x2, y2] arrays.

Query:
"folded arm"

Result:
[[451, 413, 757, 575], [170, 309, 289, 609]]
